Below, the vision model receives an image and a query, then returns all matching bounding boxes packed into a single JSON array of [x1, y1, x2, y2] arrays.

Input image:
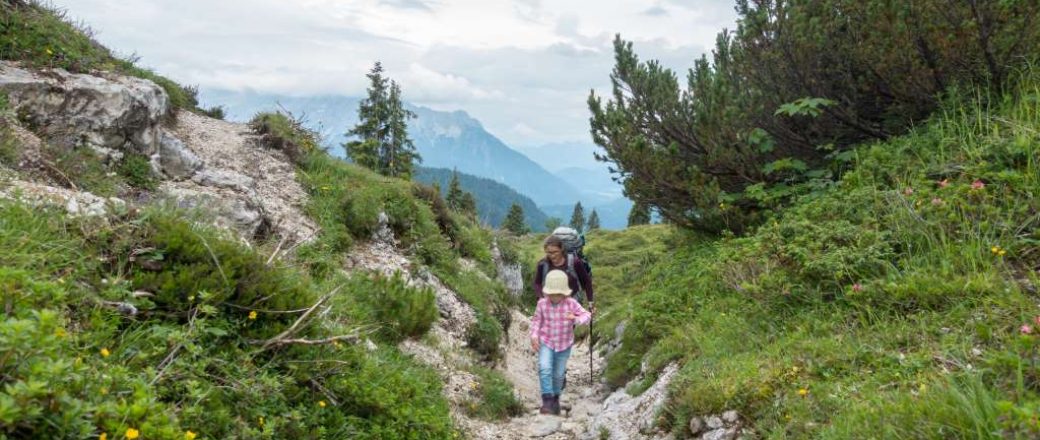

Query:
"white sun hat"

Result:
[[543, 269, 572, 296]]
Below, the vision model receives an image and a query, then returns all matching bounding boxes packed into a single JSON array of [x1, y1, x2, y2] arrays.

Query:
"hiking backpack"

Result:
[[539, 226, 592, 298]]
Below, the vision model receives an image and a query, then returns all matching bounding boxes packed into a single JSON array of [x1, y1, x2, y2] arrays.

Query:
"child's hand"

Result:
[[530, 337, 539, 353], [566, 313, 576, 321]]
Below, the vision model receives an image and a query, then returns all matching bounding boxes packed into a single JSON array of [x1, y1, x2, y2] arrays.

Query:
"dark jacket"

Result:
[[532, 256, 594, 302]]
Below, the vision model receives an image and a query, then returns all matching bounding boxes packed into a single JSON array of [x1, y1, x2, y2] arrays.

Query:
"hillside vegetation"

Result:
[[414, 166, 550, 231], [581, 74, 1040, 438], [0, 5, 522, 438]]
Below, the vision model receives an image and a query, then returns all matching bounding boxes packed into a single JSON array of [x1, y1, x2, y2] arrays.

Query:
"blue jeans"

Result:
[[538, 343, 572, 395]]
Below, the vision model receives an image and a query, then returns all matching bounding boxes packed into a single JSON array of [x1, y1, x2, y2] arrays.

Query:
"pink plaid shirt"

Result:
[[530, 297, 591, 351]]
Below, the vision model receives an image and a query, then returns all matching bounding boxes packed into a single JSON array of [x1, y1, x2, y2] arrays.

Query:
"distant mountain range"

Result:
[[198, 88, 631, 229], [413, 167, 549, 231]]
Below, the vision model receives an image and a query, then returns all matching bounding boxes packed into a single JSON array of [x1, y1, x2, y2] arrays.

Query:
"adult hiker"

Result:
[[529, 269, 593, 415], [533, 234, 595, 309]]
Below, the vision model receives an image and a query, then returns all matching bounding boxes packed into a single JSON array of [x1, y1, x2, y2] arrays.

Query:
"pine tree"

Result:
[[446, 170, 464, 211], [345, 63, 420, 178], [503, 203, 528, 235], [628, 201, 650, 226], [586, 209, 601, 231], [385, 80, 420, 178], [569, 202, 585, 233], [460, 192, 478, 218], [544, 217, 562, 231], [345, 62, 388, 170]]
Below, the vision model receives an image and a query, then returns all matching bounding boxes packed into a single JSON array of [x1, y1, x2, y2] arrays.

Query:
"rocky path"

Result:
[[471, 310, 611, 439]]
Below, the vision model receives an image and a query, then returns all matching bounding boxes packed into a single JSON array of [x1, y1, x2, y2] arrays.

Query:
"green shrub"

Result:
[[48, 145, 122, 196], [0, 200, 459, 439], [117, 152, 158, 191], [466, 313, 504, 362], [198, 105, 226, 120], [110, 208, 315, 325], [346, 271, 438, 343], [464, 366, 523, 420], [250, 112, 318, 164]]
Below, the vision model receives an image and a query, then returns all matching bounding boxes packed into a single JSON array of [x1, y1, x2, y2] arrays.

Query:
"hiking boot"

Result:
[[550, 395, 561, 415], [539, 394, 554, 415]]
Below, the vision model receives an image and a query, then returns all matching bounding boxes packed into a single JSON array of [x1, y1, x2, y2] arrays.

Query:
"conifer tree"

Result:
[[544, 217, 562, 231], [345, 62, 387, 170], [446, 170, 464, 211], [586, 209, 601, 231], [385, 80, 420, 178], [503, 203, 528, 235], [460, 192, 478, 218], [628, 201, 650, 226], [345, 62, 421, 178], [569, 202, 585, 233]]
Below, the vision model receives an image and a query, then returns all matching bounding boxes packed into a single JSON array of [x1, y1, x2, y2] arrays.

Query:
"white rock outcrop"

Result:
[[0, 61, 167, 156]]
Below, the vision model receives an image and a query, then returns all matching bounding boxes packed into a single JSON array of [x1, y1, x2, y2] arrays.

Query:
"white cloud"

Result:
[[49, 0, 737, 145]]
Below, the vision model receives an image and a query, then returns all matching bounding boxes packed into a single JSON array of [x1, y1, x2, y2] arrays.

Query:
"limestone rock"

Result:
[[0, 61, 167, 155], [689, 417, 705, 435], [158, 131, 202, 179], [702, 428, 738, 440], [191, 168, 255, 195], [706, 416, 724, 430], [721, 410, 740, 424], [491, 241, 524, 297], [0, 178, 124, 217], [526, 416, 562, 437]]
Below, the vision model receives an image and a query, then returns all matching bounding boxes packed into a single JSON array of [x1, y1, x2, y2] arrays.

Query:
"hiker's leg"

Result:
[[550, 347, 572, 395], [537, 343, 555, 396]]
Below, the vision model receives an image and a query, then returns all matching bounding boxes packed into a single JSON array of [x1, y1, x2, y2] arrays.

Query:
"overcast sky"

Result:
[[51, 0, 738, 147]]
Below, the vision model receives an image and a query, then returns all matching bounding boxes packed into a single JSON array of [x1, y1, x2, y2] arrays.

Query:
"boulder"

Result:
[[721, 410, 740, 424], [0, 62, 168, 155], [706, 416, 724, 429], [158, 131, 202, 179]]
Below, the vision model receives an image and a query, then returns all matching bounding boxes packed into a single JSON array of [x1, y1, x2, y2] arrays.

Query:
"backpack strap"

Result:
[[566, 253, 584, 294], [539, 260, 550, 285]]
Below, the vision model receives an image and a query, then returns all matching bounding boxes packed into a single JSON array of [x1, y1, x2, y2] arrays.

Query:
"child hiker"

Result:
[[530, 269, 592, 415]]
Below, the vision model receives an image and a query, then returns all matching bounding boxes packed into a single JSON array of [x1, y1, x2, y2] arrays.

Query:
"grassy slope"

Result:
[[0, 6, 522, 435], [557, 77, 1040, 438]]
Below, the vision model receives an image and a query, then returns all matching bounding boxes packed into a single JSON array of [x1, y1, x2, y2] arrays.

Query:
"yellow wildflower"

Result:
[[318, 400, 327, 408], [185, 430, 197, 440], [991, 246, 1000, 254], [258, 416, 265, 427], [248, 311, 258, 320], [126, 428, 140, 439], [45, 48, 53, 55], [100, 433, 107, 440], [998, 249, 1007, 256], [100, 348, 111, 357], [797, 388, 809, 397]]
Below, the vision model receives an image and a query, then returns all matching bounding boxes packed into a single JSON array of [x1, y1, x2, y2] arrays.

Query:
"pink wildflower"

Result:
[[1022, 324, 1033, 335], [938, 179, 949, 188], [903, 187, 914, 196], [931, 197, 943, 206], [1034, 316, 1040, 326], [971, 180, 985, 190], [851, 283, 863, 293]]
